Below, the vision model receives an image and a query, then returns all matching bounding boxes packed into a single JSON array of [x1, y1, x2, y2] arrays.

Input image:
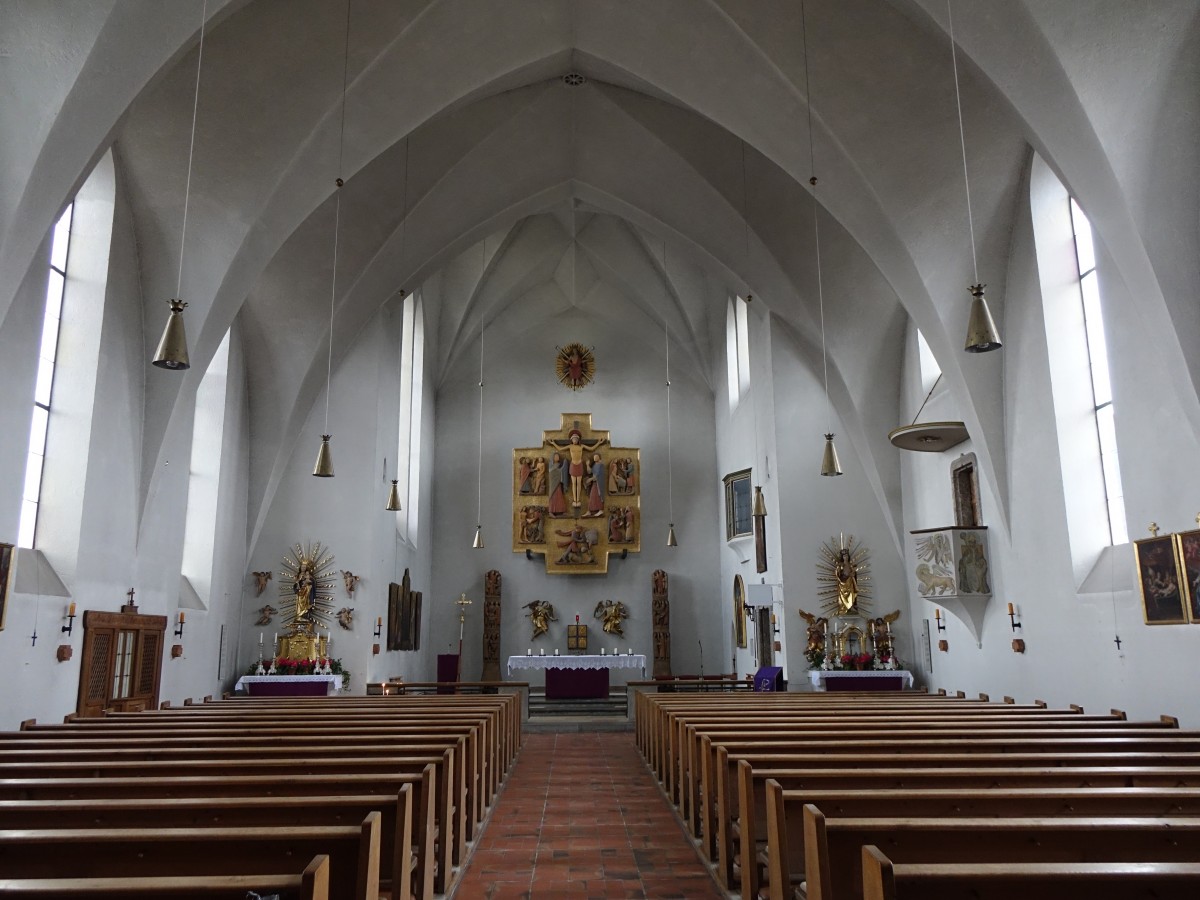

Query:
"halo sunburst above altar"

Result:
[[816, 534, 872, 617], [279, 541, 337, 633]]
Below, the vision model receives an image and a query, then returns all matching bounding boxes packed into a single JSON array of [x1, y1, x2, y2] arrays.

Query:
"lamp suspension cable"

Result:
[[151, 0, 207, 371], [948, 0, 978, 286], [473, 306, 485, 548], [473, 245, 485, 549], [665, 311, 677, 547], [947, 0, 1002, 352], [741, 140, 752, 303], [800, 0, 842, 476], [314, 0, 352, 477]]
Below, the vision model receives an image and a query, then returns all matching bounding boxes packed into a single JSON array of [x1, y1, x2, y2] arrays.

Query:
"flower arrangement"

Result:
[[840, 652, 875, 671]]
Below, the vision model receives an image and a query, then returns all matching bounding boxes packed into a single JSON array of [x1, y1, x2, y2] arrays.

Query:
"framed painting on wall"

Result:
[[0, 542, 12, 631], [1134, 535, 1188, 625], [1173, 530, 1200, 623]]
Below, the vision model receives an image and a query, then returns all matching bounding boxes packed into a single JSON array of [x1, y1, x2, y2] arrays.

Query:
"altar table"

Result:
[[508, 654, 646, 699], [808, 669, 913, 692], [233, 674, 343, 696]]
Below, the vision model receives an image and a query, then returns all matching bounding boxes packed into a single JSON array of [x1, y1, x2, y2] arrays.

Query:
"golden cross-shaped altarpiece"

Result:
[[513, 413, 641, 574]]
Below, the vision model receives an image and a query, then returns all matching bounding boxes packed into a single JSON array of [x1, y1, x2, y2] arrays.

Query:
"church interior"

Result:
[[2, 0, 1200, 747]]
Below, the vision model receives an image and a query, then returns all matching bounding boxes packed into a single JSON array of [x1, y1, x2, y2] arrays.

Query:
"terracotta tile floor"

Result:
[[453, 732, 727, 900]]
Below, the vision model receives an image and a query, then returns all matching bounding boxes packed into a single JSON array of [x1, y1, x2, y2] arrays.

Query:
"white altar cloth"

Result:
[[507, 654, 646, 676], [234, 674, 343, 693], [808, 669, 913, 689]]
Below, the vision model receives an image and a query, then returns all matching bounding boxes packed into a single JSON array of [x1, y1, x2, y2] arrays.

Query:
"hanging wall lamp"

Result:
[[152, 0, 209, 370], [313, 2, 353, 477], [948, 1, 1002, 353], [385, 137, 413, 507], [800, 1, 842, 476]]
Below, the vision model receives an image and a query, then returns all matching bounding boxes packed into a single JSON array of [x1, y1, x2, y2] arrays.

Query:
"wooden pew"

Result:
[[0, 753, 452, 896], [687, 721, 1188, 843], [862, 845, 1200, 900], [731, 763, 1200, 900], [785, 801, 1200, 900], [0, 853, 330, 899], [0, 814, 380, 900], [0, 788, 413, 900], [706, 743, 1200, 892]]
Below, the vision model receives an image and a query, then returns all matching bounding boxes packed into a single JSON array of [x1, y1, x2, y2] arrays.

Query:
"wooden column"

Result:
[[652, 569, 672, 677], [480, 570, 502, 682]]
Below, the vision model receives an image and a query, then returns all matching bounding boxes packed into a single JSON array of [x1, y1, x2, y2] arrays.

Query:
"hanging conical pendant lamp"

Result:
[[800, 4, 842, 479], [752, 485, 768, 517], [964, 283, 1001, 352], [312, 3, 353, 478], [821, 433, 843, 477], [472, 525, 485, 549], [153, 1, 208, 371], [153, 299, 191, 369], [385, 479, 402, 511], [313, 434, 335, 477], [666, 524, 678, 547], [948, 2, 1002, 354]]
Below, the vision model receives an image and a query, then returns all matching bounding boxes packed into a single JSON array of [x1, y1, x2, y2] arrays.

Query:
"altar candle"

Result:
[[554, 648, 559, 656], [1007, 602, 1014, 615], [259, 633, 263, 646], [628, 648, 632, 655], [539, 648, 544, 656]]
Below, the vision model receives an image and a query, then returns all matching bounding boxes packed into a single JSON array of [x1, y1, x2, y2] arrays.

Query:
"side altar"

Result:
[[513, 413, 640, 574]]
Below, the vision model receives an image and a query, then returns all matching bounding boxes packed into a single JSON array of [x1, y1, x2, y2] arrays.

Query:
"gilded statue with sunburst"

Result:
[[816, 533, 872, 616], [276, 541, 337, 659]]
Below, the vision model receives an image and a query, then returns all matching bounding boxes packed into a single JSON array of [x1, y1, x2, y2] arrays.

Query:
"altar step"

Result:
[[528, 690, 628, 720]]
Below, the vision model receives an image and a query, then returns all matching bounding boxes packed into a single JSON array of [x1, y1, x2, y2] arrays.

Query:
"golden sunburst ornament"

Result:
[[555, 342, 596, 391], [816, 533, 872, 617], [279, 541, 337, 633]]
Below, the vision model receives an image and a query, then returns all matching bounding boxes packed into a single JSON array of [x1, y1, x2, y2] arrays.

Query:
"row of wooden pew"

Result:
[[0, 690, 522, 899], [634, 688, 1200, 899]]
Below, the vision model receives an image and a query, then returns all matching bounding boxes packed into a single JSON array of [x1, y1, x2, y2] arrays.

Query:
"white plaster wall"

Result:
[[244, 299, 436, 693], [903, 154, 1200, 727], [769, 327, 911, 686], [430, 310, 722, 689]]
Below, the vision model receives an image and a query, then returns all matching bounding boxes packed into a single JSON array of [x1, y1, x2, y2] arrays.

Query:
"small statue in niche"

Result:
[[336, 607, 355, 630], [594, 599, 629, 637], [255, 604, 277, 626], [524, 600, 557, 640], [252, 571, 273, 597]]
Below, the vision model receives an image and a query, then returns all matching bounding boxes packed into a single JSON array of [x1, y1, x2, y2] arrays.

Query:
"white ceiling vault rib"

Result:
[[7, 0, 1188, 552]]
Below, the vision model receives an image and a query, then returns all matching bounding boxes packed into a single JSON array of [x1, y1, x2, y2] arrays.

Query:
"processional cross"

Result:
[[455, 593, 472, 686]]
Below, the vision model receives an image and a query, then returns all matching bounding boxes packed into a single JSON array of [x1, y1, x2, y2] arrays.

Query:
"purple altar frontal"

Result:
[[546, 667, 609, 699]]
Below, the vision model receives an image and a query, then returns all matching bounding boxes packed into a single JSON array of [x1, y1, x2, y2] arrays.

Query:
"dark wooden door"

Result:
[[77, 610, 167, 717]]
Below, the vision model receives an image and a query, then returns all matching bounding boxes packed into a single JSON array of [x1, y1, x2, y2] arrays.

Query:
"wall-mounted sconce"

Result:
[[174, 611, 186, 639], [937, 639, 949, 652], [1011, 639, 1026, 654], [934, 608, 946, 633], [1007, 602, 1021, 632], [61, 602, 76, 637], [373, 616, 382, 639]]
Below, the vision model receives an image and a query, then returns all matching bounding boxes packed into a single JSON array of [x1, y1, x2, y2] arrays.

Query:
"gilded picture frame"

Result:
[[0, 542, 12, 631], [1173, 529, 1200, 624], [1134, 535, 1188, 625]]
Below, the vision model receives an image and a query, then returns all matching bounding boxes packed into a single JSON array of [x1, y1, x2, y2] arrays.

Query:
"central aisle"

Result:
[[454, 732, 726, 899]]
